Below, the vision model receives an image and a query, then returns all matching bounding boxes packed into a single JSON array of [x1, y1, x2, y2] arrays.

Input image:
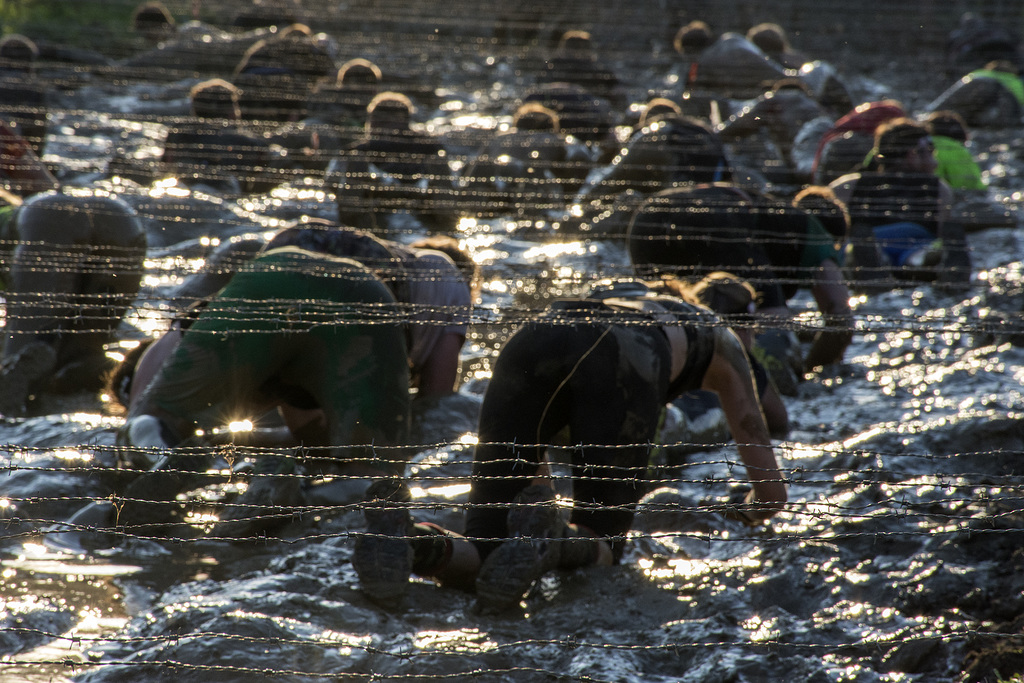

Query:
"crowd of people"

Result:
[[2, 1, 1020, 614]]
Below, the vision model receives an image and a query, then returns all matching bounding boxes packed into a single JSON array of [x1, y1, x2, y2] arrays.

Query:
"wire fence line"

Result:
[[1, 2, 1024, 682]]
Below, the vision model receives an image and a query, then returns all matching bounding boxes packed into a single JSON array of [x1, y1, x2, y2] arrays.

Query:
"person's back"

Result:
[[926, 60, 1024, 129]]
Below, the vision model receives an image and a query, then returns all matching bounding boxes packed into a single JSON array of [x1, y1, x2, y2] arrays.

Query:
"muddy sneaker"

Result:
[[352, 478, 414, 609], [0, 341, 57, 416], [475, 485, 566, 614]]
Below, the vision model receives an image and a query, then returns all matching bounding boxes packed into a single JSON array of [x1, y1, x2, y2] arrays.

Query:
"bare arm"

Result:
[[702, 327, 787, 522], [805, 258, 854, 371], [415, 331, 464, 398], [0, 121, 58, 197]]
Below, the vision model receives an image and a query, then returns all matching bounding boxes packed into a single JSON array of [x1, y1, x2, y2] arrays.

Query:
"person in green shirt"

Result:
[[923, 110, 986, 191], [925, 60, 1024, 129]]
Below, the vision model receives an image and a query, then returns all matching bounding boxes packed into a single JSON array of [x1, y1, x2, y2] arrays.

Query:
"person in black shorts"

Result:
[[353, 278, 787, 611]]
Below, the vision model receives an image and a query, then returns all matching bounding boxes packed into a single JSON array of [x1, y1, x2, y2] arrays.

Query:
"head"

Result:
[[410, 235, 480, 301], [746, 22, 790, 56], [337, 58, 382, 90], [689, 271, 758, 346], [103, 339, 156, 415], [674, 20, 713, 55], [131, 1, 176, 44], [793, 185, 851, 241], [646, 272, 758, 345], [366, 91, 414, 133], [638, 97, 682, 129], [557, 30, 595, 57], [645, 113, 732, 184], [513, 102, 560, 133], [0, 34, 38, 73], [984, 59, 1021, 76], [873, 117, 936, 174], [769, 77, 814, 98], [189, 78, 242, 120], [924, 110, 969, 144]]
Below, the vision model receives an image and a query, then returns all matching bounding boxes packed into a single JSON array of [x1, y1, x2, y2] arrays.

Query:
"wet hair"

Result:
[[189, 78, 241, 119], [367, 91, 414, 131], [793, 185, 851, 240], [642, 272, 756, 315], [747, 22, 790, 55], [131, 1, 176, 39], [513, 102, 560, 132], [638, 97, 682, 129], [410, 235, 481, 300], [337, 58, 382, 88], [674, 20, 713, 55], [984, 59, 1021, 75], [557, 30, 594, 54], [874, 117, 931, 165], [0, 34, 38, 70], [103, 338, 156, 414], [689, 271, 758, 316], [770, 77, 814, 97], [234, 24, 331, 81], [924, 110, 969, 143]]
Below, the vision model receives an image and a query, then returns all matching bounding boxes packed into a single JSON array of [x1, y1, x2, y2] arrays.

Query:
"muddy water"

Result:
[[2, 20, 1024, 683]]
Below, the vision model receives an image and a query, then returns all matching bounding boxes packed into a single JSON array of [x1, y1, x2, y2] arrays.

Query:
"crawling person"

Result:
[[829, 117, 972, 292], [0, 123, 146, 415], [352, 277, 787, 611], [109, 246, 413, 533]]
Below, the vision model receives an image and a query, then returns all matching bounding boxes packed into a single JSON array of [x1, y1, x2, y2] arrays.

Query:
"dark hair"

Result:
[[984, 59, 1021, 75], [638, 97, 682, 129], [689, 271, 758, 315], [793, 185, 851, 240], [189, 78, 241, 119], [924, 110, 969, 143], [410, 235, 480, 300], [0, 34, 38, 69], [103, 339, 155, 414], [557, 30, 594, 54], [770, 77, 815, 97], [366, 91, 414, 131], [674, 20, 713, 55], [747, 22, 790, 55], [513, 102, 560, 132], [337, 58, 382, 88], [131, 1, 176, 38], [874, 117, 931, 165]]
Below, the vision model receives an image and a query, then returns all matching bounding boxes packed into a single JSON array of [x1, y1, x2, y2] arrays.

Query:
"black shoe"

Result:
[[353, 478, 414, 608], [475, 485, 566, 613]]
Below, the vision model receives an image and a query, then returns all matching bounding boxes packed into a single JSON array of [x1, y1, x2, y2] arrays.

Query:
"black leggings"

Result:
[[465, 314, 671, 561]]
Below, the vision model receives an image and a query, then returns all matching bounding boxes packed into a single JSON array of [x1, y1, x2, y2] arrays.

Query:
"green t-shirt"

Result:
[[932, 135, 985, 191], [969, 69, 1024, 107]]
